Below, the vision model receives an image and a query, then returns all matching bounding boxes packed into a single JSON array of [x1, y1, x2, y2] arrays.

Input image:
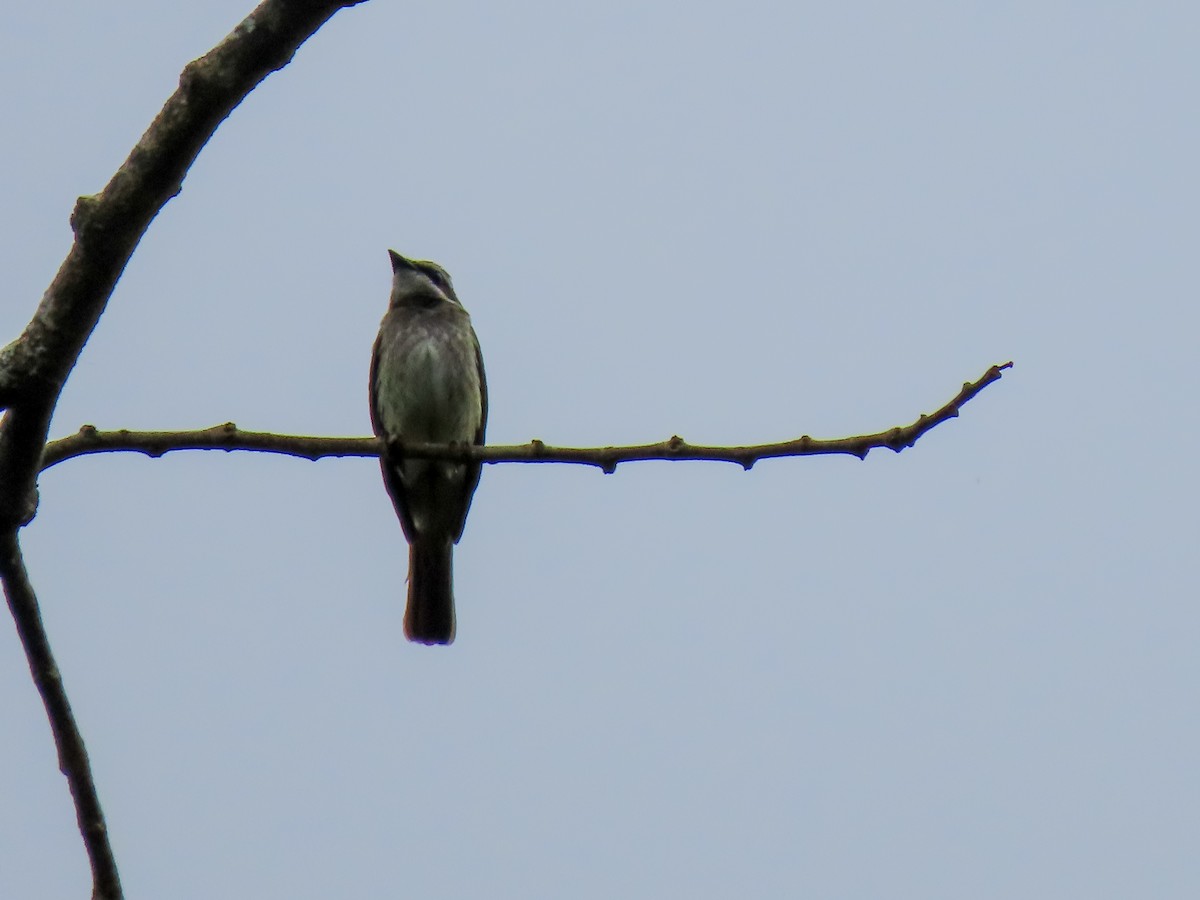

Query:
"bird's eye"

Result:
[[417, 262, 452, 294]]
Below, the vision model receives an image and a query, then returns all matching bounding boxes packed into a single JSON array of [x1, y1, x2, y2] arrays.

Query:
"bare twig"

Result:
[[42, 363, 1013, 476], [40, 427, 380, 470], [0, 3, 367, 897], [0, 531, 120, 900]]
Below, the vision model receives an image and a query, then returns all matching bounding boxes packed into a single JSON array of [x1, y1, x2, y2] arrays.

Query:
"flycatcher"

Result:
[[369, 250, 487, 644]]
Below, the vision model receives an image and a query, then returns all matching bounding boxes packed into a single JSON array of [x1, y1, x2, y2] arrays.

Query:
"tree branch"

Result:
[[0, 3, 367, 898], [0, 0, 367, 524], [41, 363, 1013, 475]]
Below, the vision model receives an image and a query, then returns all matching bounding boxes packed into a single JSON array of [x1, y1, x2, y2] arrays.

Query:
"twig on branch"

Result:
[[42, 362, 1013, 475], [0, 3, 367, 898]]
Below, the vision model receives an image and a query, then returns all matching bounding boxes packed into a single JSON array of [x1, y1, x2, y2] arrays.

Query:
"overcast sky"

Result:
[[2, 2, 1197, 898]]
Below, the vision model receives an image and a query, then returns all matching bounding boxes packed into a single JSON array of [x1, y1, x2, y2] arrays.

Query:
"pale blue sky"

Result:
[[2, 2, 1197, 897]]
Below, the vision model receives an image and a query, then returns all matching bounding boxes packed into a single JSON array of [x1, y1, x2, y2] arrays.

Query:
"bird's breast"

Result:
[[373, 313, 483, 444]]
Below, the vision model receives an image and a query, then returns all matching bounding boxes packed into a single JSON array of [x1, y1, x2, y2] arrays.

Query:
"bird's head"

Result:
[[388, 249, 461, 309]]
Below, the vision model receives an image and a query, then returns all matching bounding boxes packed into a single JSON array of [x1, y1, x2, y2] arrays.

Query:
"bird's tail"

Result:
[[405, 539, 456, 645]]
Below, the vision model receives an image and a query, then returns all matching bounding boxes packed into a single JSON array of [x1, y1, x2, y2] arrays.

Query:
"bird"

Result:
[[369, 250, 487, 644]]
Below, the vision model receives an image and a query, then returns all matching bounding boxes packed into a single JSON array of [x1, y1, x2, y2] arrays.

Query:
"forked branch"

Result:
[[0, 4, 368, 899]]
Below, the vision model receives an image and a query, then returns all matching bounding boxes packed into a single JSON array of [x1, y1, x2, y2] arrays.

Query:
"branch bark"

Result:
[[41, 363, 1013, 475], [0, 3, 367, 898]]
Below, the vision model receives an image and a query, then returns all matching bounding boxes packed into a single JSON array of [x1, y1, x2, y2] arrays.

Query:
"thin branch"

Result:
[[0, 4, 367, 898], [42, 362, 1013, 475], [0, 530, 121, 900], [41, 427, 379, 470]]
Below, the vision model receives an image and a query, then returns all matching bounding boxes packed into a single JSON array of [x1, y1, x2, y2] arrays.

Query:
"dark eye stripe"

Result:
[[415, 261, 452, 293]]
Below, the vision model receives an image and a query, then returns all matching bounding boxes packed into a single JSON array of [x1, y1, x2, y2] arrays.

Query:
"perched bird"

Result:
[[369, 250, 487, 644]]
